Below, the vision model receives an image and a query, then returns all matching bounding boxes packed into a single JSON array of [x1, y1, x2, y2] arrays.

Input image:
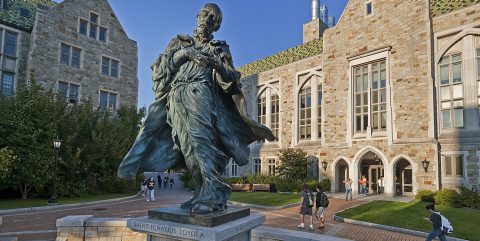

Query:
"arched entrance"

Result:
[[358, 152, 385, 195], [394, 158, 413, 196], [335, 159, 349, 192]]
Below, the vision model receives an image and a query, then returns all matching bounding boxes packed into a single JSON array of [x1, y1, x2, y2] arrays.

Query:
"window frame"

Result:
[[256, 80, 281, 143], [1, 71, 14, 96], [441, 151, 467, 183], [439, 52, 464, 129], [230, 160, 238, 177], [57, 80, 81, 103], [348, 49, 390, 141], [78, 12, 108, 43], [267, 158, 276, 176], [100, 55, 121, 78], [252, 158, 261, 175], [365, 2, 373, 17], [98, 89, 119, 112], [59, 42, 82, 68]]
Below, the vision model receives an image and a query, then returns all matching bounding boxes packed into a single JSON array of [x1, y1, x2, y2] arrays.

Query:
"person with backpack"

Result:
[[146, 177, 156, 202], [315, 185, 329, 229], [424, 204, 448, 241], [298, 184, 314, 231]]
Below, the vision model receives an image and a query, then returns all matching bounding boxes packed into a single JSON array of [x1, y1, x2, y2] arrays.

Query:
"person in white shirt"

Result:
[[377, 176, 384, 195]]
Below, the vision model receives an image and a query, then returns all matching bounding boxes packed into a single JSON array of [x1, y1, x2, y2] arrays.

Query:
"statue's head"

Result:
[[196, 3, 222, 40]]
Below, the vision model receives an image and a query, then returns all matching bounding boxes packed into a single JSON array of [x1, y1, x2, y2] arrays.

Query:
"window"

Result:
[[57, 81, 80, 103], [4, 31, 17, 56], [231, 160, 238, 177], [79, 19, 88, 35], [20, 8, 30, 17], [1, 0, 6, 10], [353, 60, 387, 134], [271, 94, 279, 138], [99, 90, 117, 111], [99, 27, 107, 43], [79, 13, 107, 43], [60, 43, 81, 68], [439, 54, 463, 128], [256, 83, 280, 140], [267, 158, 276, 176], [443, 155, 464, 177], [101, 56, 120, 78], [257, 91, 266, 125], [253, 158, 261, 175], [1, 72, 14, 96], [317, 84, 322, 139], [477, 49, 480, 121], [366, 2, 373, 15], [299, 81, 312, 140]]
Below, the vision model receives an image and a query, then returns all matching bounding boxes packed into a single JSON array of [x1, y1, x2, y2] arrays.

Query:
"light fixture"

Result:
[[421, 159, 429, 173], [48, 137, 62, 205], [321, 160, 328, 171]]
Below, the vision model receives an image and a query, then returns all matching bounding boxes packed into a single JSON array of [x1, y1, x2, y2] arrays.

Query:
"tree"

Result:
[[0, 148, 16, 184], [276, 148, 308, 182]]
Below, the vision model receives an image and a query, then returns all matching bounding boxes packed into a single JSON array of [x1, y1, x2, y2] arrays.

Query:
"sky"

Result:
[[54, 0, 349, 108]]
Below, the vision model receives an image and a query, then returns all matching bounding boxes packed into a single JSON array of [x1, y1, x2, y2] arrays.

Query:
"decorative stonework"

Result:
[[430, 0, 480, 17]]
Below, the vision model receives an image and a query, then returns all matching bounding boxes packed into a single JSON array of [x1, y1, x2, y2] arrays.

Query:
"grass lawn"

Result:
[[230, 192, 300, 206], [336, 200, 480, 241], [0, 192, 136, 210]]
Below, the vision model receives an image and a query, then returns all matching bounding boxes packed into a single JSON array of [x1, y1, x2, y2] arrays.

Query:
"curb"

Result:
[[0, 192, 141, 215], [333, 214, 468, 241], [228, 200, 300, 210]]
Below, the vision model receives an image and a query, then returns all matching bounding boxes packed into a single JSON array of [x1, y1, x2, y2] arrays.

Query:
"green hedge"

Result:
[[224, 174, 331, 193], [459, 187, 480, 209], [434, 189, 462, 208], [416, 188, 479, 209], [415, 189, 437, 202]]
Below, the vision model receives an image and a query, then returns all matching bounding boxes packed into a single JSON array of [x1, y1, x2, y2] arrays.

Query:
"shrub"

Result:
[[415, 189, 437, 203], [459, 186, 480, 209], [179, 171, 195, 191], [304, 179, 331, 192], [224, 177, 245, 184], [245, 174, 278, 184], [276, 179, 302, 193], [434, 189, 462, 208]]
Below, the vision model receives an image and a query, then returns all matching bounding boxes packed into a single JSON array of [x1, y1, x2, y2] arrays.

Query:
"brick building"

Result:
[[0, 0, 138, 109], [229, 0, 480, 197]]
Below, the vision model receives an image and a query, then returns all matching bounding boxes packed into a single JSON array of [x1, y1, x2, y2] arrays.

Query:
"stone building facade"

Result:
[[230, 0, 480, 197], [0, 0, 138, 109]]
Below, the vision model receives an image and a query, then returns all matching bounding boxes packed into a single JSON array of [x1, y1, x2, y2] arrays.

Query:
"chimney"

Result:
[[311, 0, 319, 20]]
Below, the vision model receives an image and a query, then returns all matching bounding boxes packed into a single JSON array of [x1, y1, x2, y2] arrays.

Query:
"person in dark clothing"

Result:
[[424, 204, 446, 241], [297, 184, 314, 231], [315, 185, 329, 229], [157, 173, 162, 189], [163, 176, 169, 189], [170, 178, 174, 189], [146, 177, 156, 202]]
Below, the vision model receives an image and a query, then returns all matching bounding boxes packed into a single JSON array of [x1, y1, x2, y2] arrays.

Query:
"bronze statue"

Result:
[[118, 3, 275, 213]]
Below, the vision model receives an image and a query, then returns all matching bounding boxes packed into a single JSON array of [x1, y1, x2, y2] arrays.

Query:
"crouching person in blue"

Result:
[[424, 204, 447, 241]]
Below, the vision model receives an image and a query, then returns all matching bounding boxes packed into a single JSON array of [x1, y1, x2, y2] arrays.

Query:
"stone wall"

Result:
[[27, 0, 138, 107], [56, 216, 146, 241]]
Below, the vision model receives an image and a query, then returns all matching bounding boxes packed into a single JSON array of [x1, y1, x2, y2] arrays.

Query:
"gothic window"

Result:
[[256, 83, 280, 141], [439, 53, 463, 128], [317, 83, 322, 139], [231, 160, 238, 177], [353, 59, 388, 135], [253, 158, 261, 175], [299, 81, 312, 140]]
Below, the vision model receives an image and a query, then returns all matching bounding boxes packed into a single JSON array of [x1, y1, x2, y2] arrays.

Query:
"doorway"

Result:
[[335, 159, 349, 192], [395, 159, 413, 196], [358, 152, 384, 195]]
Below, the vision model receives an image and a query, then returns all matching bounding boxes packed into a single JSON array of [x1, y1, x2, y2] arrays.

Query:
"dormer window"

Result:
[[365, 2, 373, 16], [20, 8, 30, 18]]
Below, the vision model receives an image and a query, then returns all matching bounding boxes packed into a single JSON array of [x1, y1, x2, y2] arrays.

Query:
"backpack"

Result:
[[320, 193, 329, 208], [305, 191, 314, 208], [435, 212, 453, 234]]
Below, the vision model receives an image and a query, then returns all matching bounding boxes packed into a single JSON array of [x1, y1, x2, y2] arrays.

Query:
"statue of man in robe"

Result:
[[118, 3, 275, 213]]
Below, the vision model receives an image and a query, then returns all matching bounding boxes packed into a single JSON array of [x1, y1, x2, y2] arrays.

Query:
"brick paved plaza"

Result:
[[0, 180, 424, 241]]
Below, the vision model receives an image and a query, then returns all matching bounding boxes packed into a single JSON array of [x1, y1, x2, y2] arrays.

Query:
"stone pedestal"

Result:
[[127, 206, 265, 241]]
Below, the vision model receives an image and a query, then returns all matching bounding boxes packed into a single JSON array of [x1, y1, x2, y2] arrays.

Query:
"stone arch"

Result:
[[435, 27, 480, 64], [391, 155, 417, 197], [331, 156, 350, 193], [351, 146, 393, 196]]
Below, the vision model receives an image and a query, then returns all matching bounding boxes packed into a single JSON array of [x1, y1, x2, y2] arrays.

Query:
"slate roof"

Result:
[[237, 38, 323, 78], [0, 0, 56, 31], [430, 0, 480, 17]]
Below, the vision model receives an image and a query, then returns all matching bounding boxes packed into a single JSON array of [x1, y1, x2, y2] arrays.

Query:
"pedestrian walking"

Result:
[[170, 178, 174, 189], [297, 184, 314, 231], [423, 204, 447, 241], [140, 178, 147, 197], [343, 178, 353, 201], [157, 173, 162, 189], [315, 185, 329, 229], [359, 175, 368, 195], [146, 177, 156, 202], [377, 176, 384, 195], [163, 176, 169, 189]]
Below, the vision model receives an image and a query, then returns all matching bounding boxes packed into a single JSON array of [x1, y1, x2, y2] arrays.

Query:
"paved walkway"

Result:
[[0, 180, 424, 241]]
